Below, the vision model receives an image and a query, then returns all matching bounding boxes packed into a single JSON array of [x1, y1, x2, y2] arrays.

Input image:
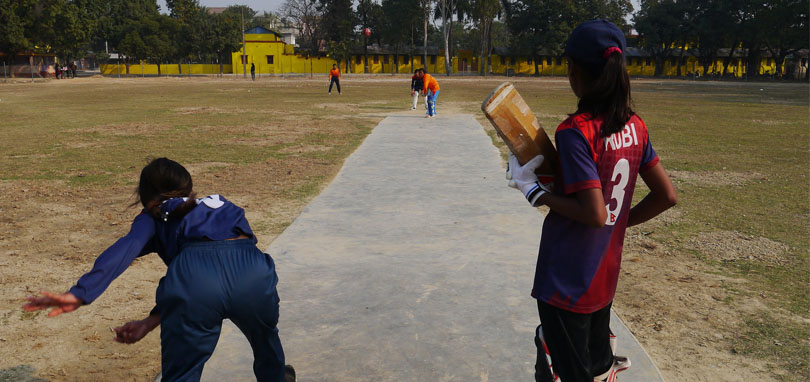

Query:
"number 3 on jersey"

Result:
[[605, 158, 629, 226]]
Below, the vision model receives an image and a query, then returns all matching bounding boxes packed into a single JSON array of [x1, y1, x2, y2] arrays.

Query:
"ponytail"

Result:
[[573, 51, 633, 137]]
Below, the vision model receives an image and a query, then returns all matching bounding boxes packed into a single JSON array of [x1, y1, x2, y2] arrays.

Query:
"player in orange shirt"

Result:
[[328, 64, 341, 95], [417, 68, 440, 118]]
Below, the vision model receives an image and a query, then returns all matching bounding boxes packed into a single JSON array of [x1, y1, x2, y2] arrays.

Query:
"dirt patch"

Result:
[[751, 119, 790, 126], [79, 123, 172, 137], [173, 106, 229, 115], [617, 226, 788, 381], [0, 179, 165, 381], [686, 230, 791, 265], [314, 102, 361, 112], [669, 170, 767, 187], [278, 145, 332, 154], [183, 162, 231, 176], [172, 107, 281, 115]]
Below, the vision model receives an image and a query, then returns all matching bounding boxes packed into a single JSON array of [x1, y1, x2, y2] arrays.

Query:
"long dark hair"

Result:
[[132, 157, 197, 219], [573, 51, 633, 137]]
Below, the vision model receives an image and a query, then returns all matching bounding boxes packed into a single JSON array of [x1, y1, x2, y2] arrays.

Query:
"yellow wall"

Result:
[[340, 54, 449, 74], [221, 33, 792, 78], [100, 63, 231, 75], [95, 31, 792, 78]]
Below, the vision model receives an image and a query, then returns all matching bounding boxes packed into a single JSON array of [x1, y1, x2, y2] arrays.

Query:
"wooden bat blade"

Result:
[[481, 82, 557, 178]]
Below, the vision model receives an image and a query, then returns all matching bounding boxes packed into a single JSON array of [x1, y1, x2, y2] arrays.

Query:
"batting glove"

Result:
[[508, 154, 549, 207], [505, 154, 517, 189]]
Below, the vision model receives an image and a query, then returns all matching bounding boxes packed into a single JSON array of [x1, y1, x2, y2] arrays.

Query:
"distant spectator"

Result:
[[250, 63, 255, 81]]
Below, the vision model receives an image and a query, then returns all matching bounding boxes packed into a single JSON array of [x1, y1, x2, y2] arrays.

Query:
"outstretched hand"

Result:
[[23, 291, 82, 317], [114, 314, 160, 344]]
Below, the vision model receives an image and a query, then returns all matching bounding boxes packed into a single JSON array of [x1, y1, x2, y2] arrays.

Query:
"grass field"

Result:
[[0, 75, 807, 381]]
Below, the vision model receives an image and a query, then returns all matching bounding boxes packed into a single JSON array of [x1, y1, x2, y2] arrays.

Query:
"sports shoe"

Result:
[[594, 356, 631, 382], [535, 325, 559, 382], [613, 356, 631, 373]]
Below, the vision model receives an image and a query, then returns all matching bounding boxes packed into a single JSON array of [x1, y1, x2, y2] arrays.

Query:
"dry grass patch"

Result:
[[78, 123, 172, 137], [669, 169, 768, 187], [686, 230, 791, 265]]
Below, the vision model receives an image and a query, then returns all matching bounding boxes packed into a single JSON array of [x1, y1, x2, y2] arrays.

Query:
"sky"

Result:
[[157, 0, 641, 22]]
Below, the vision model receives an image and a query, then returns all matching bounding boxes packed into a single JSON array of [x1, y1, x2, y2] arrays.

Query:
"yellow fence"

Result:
[[97, 56, 784, 78], [100, 63, 232, 75]]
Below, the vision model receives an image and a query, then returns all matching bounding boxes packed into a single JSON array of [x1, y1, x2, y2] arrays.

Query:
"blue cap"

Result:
[[564, 19, 626, 69]]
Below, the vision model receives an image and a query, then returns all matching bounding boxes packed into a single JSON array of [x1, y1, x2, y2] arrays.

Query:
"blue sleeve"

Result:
[[640, 138, 659, 171], [556, 128, 601, 195], [68, 213, 156, 304]]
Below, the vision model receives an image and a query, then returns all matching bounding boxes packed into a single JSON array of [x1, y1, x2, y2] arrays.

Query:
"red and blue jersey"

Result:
[[532, 113, 659, 314]]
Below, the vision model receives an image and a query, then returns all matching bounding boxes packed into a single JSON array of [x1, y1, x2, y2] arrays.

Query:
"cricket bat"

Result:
[[481, 82, 558, 185]]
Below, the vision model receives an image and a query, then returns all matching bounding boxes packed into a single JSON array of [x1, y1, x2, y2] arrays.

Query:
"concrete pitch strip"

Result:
[[195, 114, 664, 382]]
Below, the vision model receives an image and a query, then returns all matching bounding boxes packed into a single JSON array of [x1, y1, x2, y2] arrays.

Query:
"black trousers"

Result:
[[536, 300, 613, 382], [329, 77, 341, 93]]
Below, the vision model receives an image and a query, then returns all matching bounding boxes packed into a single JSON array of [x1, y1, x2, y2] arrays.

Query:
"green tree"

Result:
[[755, 0, 807, 78], [380, 0, 422, 72], [0, 0, 98, 59], [167, 0, 204, 73], [95, 0, 162, 73], [468, 0, 500, 75], [147, 15, 178, 75], [205, 10, 243, 75], [435, 0, 458, 75], [690, 0, 735, 76], [502, 0, 574, 75], [356, 0, 373, 72], [166, 0, 200, 21], [0, 0, 34, 56], [634, 0, 688, 76], [419, 0, 432, 68], [320, 0, 357, 70], [571, 0, 632, 31], [502, 0, 631, 75]]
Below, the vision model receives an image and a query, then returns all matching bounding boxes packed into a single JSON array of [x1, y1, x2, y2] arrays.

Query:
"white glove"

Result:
[[505, 154, 517, 189], [508, 154, 549, 206]]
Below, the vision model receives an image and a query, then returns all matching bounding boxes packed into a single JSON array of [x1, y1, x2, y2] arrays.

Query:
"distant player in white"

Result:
[[410, 69, 425, 110]]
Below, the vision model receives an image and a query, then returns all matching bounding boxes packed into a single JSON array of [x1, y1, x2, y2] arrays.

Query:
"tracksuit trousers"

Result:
[[329, 78, 341, 94], [156, 239, 285, 382], [536, 300, 613, 382], [426, 90, 439, 116]]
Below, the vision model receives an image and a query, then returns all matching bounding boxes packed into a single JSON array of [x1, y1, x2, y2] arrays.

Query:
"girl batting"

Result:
[[507, 20, 677, 382], [24, 158, 294, 382], [416, 69, 440, 118]]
